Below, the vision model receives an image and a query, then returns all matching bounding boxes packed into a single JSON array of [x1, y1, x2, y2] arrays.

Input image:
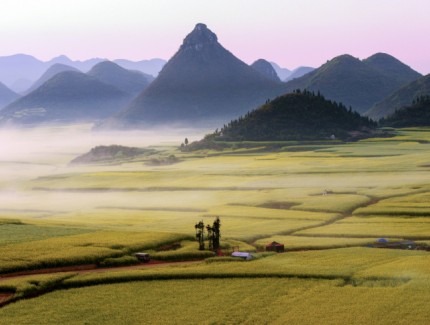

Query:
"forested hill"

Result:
[[379, 96, 430, 128], [201, 90, 377, 142]]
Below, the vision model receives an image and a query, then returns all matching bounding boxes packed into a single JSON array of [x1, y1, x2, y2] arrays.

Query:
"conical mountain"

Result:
[[22, 63, 80, 95], [251, 59, 280, 82], [366, 74, 430, 120], [87, 61, 153, 97], [283, 54, 422, 114], [0, 71, 130, 125], [105, 23, 282, 128], [0, 82, 20, 109]]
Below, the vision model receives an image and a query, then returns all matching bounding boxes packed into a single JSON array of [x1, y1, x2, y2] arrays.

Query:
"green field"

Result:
[[1, 127, 430, 323]]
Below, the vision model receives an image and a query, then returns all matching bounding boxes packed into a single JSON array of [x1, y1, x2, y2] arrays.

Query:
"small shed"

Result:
[[266, 241, 285, 253], [231, 252, 253, 260], [134, 252, 150, 263]]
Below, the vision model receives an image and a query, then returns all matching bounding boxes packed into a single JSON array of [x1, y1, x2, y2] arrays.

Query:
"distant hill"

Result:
[[0, 82, 20, 108], [283, 53, 422, 114], [270, 62, 291, 80], [0, 54, 45, 91], [379, 95, 430, 127], [87, 61, 153, 97], [47, 55, 105, 72], [103, 23, 283, 129], [365, 75, 430, 120], [195, 90, 377, 144], [113, 59, 166, 77], [251, 59, 281, 82], [284, 66, 315, 81], [0, 54, 166, 92], [70, 145, 151, 165], [0, 71, 130, 125], [22, 63, 80, 95]]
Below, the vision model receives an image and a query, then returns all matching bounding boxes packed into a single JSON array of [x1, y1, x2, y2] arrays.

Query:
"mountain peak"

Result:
[[180, 23, 218, 50]]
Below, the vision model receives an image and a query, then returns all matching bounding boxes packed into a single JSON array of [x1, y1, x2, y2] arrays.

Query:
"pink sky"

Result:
[[0, 0, 429, 73]]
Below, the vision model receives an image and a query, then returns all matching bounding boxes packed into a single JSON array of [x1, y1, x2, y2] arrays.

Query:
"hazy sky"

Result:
[[0, 0, 429, 73]]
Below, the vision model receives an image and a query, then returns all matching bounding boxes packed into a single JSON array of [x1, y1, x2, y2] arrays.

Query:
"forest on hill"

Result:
[[189, 90, 378, 150]]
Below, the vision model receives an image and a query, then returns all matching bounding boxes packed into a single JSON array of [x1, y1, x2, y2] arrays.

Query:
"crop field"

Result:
[[1, 127, 430, 323], [1, 248, 430, 324]]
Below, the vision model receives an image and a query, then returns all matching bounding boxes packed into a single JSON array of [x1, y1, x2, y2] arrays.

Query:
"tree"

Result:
[[212, 217, 221, 251], [184, 138, 189, 146], [194, 220, 205, 250]]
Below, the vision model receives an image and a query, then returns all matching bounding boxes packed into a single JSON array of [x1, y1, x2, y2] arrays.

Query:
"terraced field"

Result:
[[1, 126, 430, 323]]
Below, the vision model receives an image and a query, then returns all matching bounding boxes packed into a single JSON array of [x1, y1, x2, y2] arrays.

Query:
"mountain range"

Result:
[[22, 63, 80, 95], [0, 24, 425, 129], [102, 23, 284, 129], [0, 54, 166, 93], [0, 71, 130, 125], [283, 53, 422, 114]]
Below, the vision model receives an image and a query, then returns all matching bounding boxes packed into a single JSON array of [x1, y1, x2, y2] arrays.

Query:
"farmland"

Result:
[[1, 126, 430, 323]]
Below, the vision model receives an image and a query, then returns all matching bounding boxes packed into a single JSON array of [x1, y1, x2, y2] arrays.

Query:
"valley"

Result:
[[0, 126, 430, 323]]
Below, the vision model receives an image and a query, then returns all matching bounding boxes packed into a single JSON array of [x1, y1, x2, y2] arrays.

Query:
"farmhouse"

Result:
[[231, 252, 253, 260], [266, 241, 285, 253], [134, 252, 150, 262]]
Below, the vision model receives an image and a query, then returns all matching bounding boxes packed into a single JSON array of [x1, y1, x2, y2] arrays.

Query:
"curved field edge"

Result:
[[1, 247, 429, 308]]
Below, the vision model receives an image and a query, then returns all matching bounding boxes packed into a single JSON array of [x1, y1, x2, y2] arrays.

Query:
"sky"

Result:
[[0, 0, 429, 73]]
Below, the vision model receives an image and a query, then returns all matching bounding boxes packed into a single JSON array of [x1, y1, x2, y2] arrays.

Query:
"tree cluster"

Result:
[[379, 95, 430, 128], [207, 89, 376, 142], [194, 217, 221, 251]]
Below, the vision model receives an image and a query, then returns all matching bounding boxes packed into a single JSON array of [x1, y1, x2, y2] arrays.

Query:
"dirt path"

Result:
[[0, 260, 203, 282]]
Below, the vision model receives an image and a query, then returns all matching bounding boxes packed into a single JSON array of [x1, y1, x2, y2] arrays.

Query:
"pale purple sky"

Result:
[[0, 0, 429, 73]]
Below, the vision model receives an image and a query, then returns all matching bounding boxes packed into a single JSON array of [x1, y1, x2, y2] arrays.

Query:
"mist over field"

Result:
[[0, 124, 209, 212]]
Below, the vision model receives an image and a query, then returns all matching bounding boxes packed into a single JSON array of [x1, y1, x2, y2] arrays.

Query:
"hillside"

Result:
[[23, 63, 80, 95], [195, 90, 377, 145], [251, 59, 281, 82], [0, 82, 20, 109], [0, 71, 130, 124], [284, 66, 315, 81], [366, 74, 430, 120], [363, 53, 421, 84], [87, 61, 153, 97], [283, 54, 422, 114], [102, 23, 283, 128], [270, 62, 291, 80], [379, 96, 430, 127]]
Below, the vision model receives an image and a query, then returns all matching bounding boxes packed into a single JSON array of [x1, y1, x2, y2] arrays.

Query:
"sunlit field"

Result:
[[1, 126, 430, 323]]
